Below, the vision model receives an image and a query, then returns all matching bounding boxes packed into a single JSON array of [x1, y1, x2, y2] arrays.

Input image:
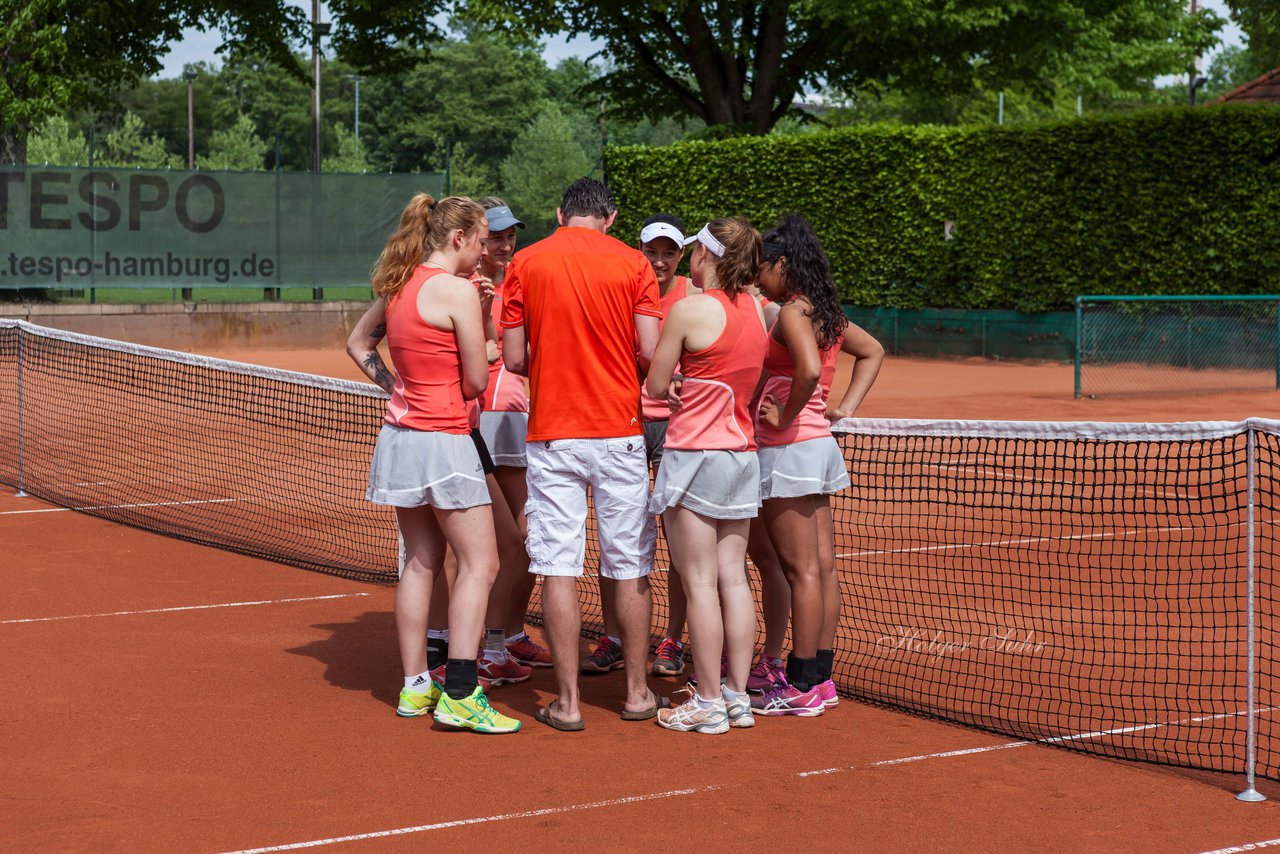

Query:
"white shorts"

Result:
[[525, 436, 656, 580], [479, 410, 528, 468]]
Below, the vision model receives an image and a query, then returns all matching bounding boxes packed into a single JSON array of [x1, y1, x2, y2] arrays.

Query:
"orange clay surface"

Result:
[[4, 345, 1280, 852]]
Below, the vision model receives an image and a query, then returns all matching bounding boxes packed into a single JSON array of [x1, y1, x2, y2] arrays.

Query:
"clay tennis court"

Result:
[[4, 337, 1280, 852]]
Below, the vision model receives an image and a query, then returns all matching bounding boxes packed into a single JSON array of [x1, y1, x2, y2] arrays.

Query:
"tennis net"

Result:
[[1, 319, 1274, 787]]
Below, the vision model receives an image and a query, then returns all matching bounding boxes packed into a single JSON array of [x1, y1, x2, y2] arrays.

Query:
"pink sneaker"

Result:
[[747, 653, 784, 694], [750, 677, 825, 717], [815, 679, 839, 709], [477, 655, 532, 687]]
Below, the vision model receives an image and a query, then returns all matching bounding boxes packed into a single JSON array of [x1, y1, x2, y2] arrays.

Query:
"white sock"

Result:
[[695, 692, 720, 708], [484, 628, 508, 662], [505, 631, 528, 645], [427, 629, 449, 641], [722, 686, 748, 702], [405, 669, 433, 691], [606, 635, 621, 646]]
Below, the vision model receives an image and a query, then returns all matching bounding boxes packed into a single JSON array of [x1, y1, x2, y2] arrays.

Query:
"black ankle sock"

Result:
[[426, 637, 447, 671], [816, 649, 835, 682], [444, 658, 477, 700], [786, 653, 816, 692]]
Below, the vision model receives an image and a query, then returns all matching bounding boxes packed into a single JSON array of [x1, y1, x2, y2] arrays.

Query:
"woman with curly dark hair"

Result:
[[751, 213, 883, 716]]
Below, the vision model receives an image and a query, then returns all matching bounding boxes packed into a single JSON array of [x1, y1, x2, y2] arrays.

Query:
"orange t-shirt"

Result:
[[501, 227, 662, 441]]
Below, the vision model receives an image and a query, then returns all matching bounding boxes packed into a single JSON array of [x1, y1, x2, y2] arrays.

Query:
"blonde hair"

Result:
[[706, 217, 762, 297], [371, 193, 486, 299]]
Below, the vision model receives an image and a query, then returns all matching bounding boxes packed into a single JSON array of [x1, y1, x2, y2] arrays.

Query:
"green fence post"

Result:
[[1275, 300, 1279, 391], [88, 128, 96, 306], [1074, 297, 1083, 398]]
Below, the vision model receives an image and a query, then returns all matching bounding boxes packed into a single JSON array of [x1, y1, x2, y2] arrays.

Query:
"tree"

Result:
[[25, 116, 89, 165], [100, 112, 180, 169], [458, 0, 1224, 135], [200, 113, 269, 171], [1226, 2, 1280, 75], [444, 141, 496, 197], [1, 1, 305, 163], [498, 103, 592, 238], [323, 123, 371, 173]]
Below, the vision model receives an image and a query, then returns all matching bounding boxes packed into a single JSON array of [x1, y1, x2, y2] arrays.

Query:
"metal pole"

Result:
[[443, 137, 452, 196], [1237, 425, 1266, 802], [1274, 300, 1279, 391], [998, 92, 1004, 126], [1188, 0, 1200, 107], [187, 80, 195, 169], [354, 78, 361, 143], [15, 326, 27, 497], [1077, 95, 1082, 117], [88, 127, 96, 306], [599, 93, 607, 184], [1074, 298, 1084, 398], [311, 0, 322, 175]]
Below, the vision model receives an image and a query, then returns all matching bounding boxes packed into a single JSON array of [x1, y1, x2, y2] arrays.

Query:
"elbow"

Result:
[[461, 371, 488, 401], [646, 377, 667, 400], [503, 352, 527, 376]]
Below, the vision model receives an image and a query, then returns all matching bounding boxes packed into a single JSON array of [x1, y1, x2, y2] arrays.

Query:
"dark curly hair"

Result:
[[761, 213, 846, 351]]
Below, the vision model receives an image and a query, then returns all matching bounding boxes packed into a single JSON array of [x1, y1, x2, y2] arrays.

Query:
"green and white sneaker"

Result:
[[397, 679, 442, 717], [433, 686, 522, 733]]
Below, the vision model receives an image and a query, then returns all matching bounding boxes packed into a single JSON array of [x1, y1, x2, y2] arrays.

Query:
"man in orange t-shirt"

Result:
[[502, 178, 662, 730]]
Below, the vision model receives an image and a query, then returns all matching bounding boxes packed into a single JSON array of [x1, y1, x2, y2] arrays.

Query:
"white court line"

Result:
[[0, 593, 370, 624], [0, 498, 239, 516], [223, 706, 1275, 853], [837, 524, 1197, 559], [220, 788, 719, 854], [1198, 840, 1280, 854]]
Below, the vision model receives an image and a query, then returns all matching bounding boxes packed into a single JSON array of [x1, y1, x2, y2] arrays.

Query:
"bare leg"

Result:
[[542, 575, 583, 722], [484, 472, 529, 631], [599, 576, 621, 639], [816, 498, 840, 650], [434, 504, 499, 661], [395, 506, 446, 677], [493, 465, 536, 636], [428, 547, 456, 634], [749, 517, 790, 660], [762, 495, 823, 659], [716, 520, 753, 694], [663, 555, 689, 643], [663, 508, 722, 701], [614, 574, 656, 712]]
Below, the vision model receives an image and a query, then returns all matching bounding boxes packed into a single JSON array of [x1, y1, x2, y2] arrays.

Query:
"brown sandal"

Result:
[[535, 705, 586, 732], [620, 690, 669, 721]]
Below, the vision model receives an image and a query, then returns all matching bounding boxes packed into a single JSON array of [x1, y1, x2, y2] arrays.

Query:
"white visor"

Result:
[[682, 224, 726, 258], [640, 222, 686, 246]]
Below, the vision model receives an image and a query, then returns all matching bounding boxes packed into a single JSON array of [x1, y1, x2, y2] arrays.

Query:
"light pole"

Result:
[[344, 74, 365, 143], [183, 65, 198, 169], [311, 2, 330, 300], [183, 65, 198, 302], [311, 2, 330, 174]]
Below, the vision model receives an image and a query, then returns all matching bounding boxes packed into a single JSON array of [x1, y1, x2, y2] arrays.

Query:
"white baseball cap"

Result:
[[682, 223, 725, 257]]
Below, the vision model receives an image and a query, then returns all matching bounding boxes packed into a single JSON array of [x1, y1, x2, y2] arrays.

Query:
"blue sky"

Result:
[[156, 0, 1244, 81]]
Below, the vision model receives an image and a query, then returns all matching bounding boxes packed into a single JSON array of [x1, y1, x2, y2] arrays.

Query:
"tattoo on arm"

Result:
[[368, 322, 387, 342], [362, 352, 395, 393]]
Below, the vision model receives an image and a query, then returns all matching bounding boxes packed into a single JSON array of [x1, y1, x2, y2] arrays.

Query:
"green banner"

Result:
[[0, 166, 445, 289]]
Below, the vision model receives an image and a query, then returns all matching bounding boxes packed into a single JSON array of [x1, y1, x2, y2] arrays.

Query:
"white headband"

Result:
[[682, 224, 725, 257]]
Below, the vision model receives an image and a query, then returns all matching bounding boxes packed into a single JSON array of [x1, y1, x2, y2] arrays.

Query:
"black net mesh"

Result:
[[0, 321, 1274, 781]]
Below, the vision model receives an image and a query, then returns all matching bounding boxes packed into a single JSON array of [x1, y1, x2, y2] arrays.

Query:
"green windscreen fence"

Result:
[[0, 166, 445, 290], [1075, 295, 1280, 398], [843, 307, 1076, 362]]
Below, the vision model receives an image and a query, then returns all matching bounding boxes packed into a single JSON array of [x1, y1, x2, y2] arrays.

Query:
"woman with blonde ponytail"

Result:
[[358, 192, 521, 734], [646, 217, 770, 734]]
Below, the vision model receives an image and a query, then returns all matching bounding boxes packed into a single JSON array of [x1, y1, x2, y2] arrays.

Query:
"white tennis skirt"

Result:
[[758, 435, 851, 500], [367, 424, 492, 509], [648, 449, 761, 520], [478, 410, 528, 468]]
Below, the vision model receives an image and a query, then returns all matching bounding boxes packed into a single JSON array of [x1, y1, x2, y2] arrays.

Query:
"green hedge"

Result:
[[605, 107, 1280, 312]]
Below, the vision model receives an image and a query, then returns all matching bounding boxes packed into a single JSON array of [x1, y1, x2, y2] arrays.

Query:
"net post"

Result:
[[1238, 423, 1266, 803], [15, 324, 27, 498], [1274, 301, 1279, 392], [1074, 297, 1083, 398]]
